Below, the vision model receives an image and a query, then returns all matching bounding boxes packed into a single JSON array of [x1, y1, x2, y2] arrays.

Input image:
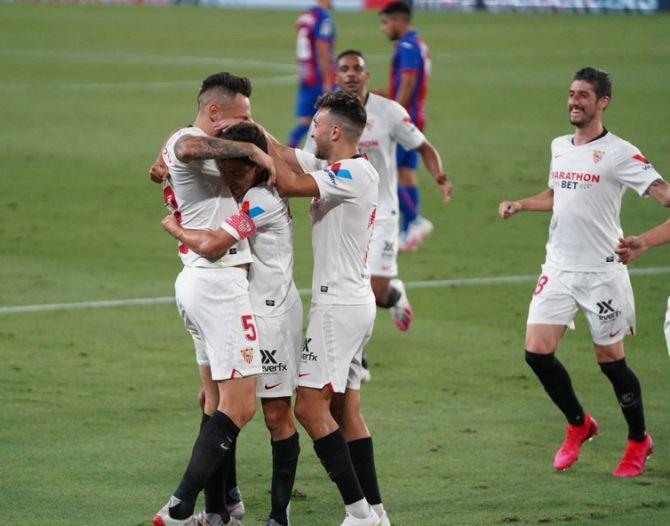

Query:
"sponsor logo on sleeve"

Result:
[[632, 153, 653, 171]]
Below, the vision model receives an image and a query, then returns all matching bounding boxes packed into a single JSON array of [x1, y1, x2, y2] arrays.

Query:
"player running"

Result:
[[499, 67, 669, 477], [287, 0, 335, 148], [152, 73, 275, 526], [616, 220, 670, 355], [379, 1, 433, 251], [306, 49, 451, 332], [161, 122, 302, 526], [269, 91, 387, 526]]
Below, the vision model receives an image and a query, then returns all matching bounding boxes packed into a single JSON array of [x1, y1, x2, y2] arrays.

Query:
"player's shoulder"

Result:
[[330, 157, 378, 183], [242, 185, 283, 219], [604, 132, 639, 154], [550, 134, 572, 151], [168, 126, 206, 144], [244, 184, 281, 209]]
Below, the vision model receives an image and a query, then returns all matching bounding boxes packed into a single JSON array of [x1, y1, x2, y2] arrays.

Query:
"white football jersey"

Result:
[[221, 185, 300, 317], [296, 149, 378, 305], [305, 93, 425, 219], [545, 131, 663, 272], [162, 127, 252, 269]]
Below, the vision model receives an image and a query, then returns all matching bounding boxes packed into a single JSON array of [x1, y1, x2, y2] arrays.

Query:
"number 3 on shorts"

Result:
[[534, 275, 549, 296], [241, 314, 257, 341]]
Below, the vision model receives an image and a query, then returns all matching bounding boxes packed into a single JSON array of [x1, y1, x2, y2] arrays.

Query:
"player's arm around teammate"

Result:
[[617, 219, 670, 356]]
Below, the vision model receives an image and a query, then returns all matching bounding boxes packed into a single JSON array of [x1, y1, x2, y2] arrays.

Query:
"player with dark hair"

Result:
[[151, 76, 275, 526], [616, 220, 670, 356], [265, 90, 386, 526], [161, 122, 302, 526], [379, 1, 433, 251], [287, 0, 335, 148], [305, 49, 451, 334], [499, 67, 670, 477]]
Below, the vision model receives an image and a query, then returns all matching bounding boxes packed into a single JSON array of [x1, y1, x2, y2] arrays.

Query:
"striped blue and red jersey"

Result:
[[389, 29, 430, 131], [295, 6, 335, 88]]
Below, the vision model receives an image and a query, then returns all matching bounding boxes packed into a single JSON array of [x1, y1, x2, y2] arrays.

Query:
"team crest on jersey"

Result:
[[240, 347, 254, 365], [592, 150, 605, 164], [366, 119, 374, 130]]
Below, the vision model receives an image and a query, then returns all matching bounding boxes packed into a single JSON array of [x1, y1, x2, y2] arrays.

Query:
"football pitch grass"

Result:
[[1, 4, 670, 525]]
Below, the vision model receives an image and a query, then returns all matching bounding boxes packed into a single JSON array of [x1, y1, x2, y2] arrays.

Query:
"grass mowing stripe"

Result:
[[0, 49, 296, 71], [2, 266, 668, 315], [0, 75, 296, 91]]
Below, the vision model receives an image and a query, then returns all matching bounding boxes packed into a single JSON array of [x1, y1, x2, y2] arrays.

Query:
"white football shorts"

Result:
[[527, 265, 636, 346], [175, 266, 261, 381], [298, 302, 376, 393], [256, 297, 304, 398], [367, 216, 399, 278]]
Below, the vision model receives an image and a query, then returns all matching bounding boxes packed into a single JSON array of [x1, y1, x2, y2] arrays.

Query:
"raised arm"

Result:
[[269, 143, 320, 198], [417, 140, 452, 203], [616, 219, 670, 264], [499, 189, 554, 219], [161, 216, 237, 260]]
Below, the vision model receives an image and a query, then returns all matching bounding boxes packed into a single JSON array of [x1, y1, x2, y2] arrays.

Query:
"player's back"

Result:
[[240, 185, 299, 316], [162, 126, 252, 269], [390, 29, 430, 130], [295, 5, 335, 87]]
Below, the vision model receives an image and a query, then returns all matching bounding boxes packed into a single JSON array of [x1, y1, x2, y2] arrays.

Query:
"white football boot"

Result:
[[400, 216, 433, 251], [378, 510, 391, 526], [153, 503, 197, 526], [195, 511, 244, 526], [340, 509, 381, 526]]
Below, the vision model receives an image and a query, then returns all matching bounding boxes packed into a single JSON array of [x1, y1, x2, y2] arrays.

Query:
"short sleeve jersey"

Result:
[[303, 93, 425, 219], [295, 6, 335, 87], [295, 150, 379, 305], [545, 131, 664, 272], [220, 185, 299, 317], [390, 29, 431, 131], [161, 127, 252, 269]]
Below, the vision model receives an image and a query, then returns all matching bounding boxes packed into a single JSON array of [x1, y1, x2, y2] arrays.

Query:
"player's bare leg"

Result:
[[261, 397, 300, 526], [524, 324, 597, 471], [331, 390, 389, 526], [594, 340, 653, 476], [295, 386, 378, 524]]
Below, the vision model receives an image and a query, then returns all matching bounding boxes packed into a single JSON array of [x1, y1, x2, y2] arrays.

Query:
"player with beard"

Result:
[[161, 122, 303, 526], [499, 67, 670, 477], [265, 91, 385, 526], [305, 49, 451, 333]]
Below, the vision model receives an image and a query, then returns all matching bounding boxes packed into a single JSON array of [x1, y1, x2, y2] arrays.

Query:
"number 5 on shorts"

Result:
[[241, 314, 257, 341]]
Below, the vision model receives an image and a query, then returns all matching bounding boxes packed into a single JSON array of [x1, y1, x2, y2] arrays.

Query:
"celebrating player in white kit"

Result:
[[616, 220, 670, 356], [161, 122, 302, 526], [268, 91, 386, 526], [152, 74, 276, 526], [499, 67, 669, 477], [306, 49, 451, 332]]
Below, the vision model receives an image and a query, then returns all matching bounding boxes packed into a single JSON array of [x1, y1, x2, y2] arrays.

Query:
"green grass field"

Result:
[[1, 5, 670, 525]]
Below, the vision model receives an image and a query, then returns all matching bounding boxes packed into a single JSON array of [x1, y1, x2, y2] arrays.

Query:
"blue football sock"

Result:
[[398, 185, 418, 232], [406, 185, 421, 219]]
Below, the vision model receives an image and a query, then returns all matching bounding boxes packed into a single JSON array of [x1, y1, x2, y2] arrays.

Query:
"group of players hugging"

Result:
[[148, 2, 669, 526]]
